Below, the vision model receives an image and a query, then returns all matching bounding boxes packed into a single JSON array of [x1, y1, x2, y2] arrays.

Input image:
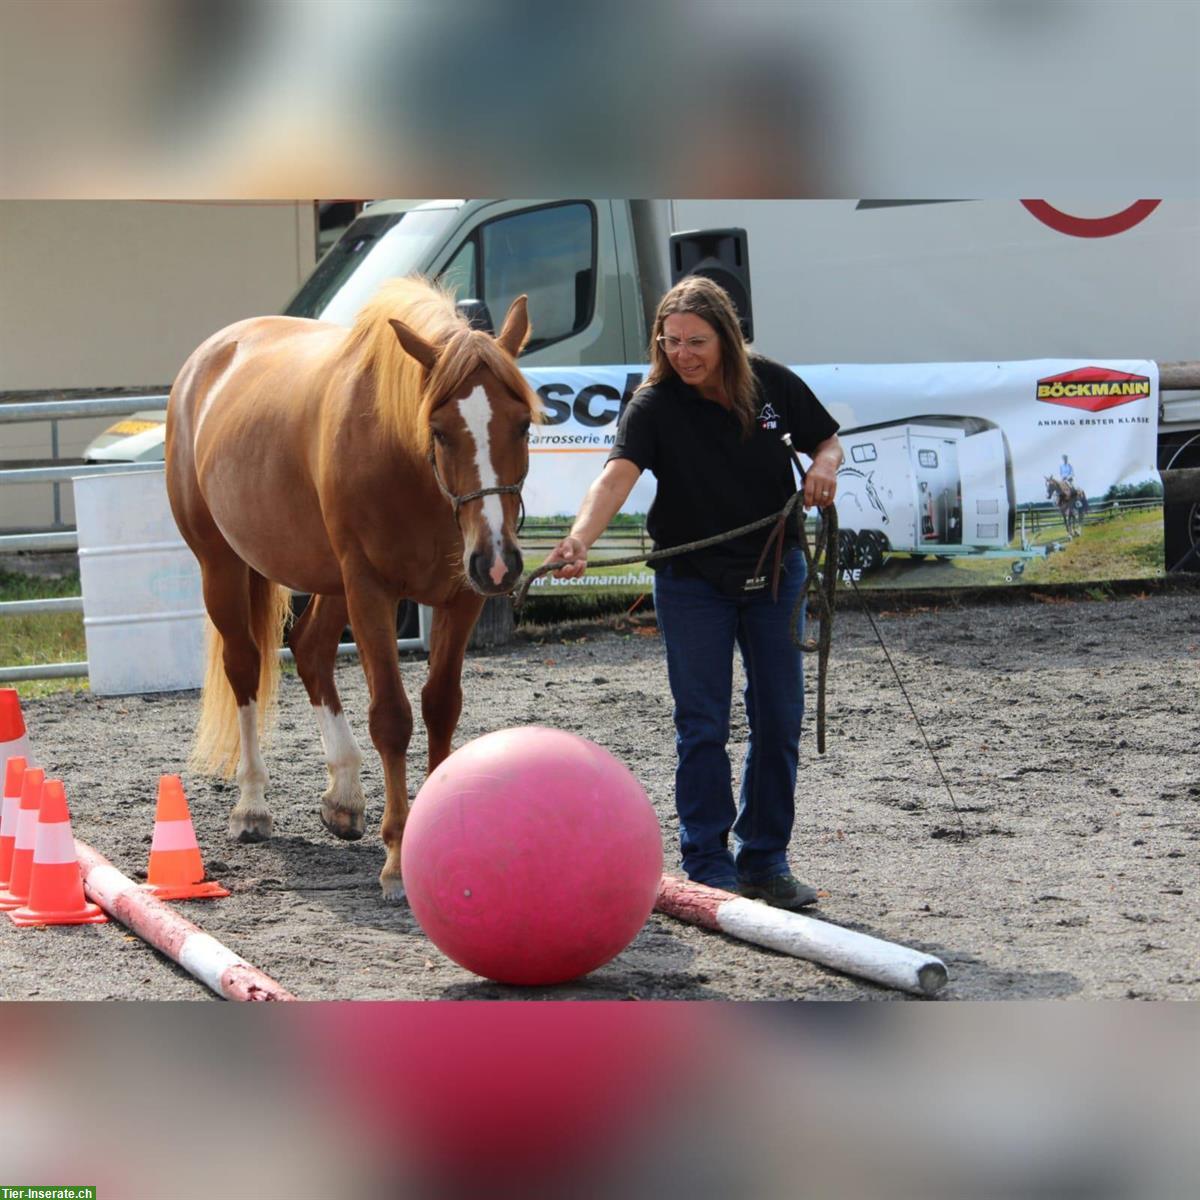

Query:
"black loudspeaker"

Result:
[[669, 227, 753, 342]]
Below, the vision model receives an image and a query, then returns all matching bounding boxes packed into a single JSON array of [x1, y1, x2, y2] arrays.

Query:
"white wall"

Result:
[[1, 200, 316, 389], [672, 200, 1199, 366]]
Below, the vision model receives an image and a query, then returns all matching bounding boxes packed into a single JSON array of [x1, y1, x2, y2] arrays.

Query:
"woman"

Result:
[[549, 277, 843, 908]]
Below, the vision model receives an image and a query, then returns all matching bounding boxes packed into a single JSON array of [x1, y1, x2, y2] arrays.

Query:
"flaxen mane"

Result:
[[345, 277, 539, 451]]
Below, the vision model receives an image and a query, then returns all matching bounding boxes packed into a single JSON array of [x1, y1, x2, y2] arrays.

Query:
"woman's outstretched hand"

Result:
[[547, 535, 589, 579]]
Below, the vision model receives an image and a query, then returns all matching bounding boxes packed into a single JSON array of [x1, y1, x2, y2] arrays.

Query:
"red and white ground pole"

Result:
[[655, 876, 948, 997], [75, 840, 296, 1001]]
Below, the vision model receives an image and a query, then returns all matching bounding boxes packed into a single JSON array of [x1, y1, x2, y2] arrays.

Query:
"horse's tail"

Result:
[[190, 574, 291, 778]]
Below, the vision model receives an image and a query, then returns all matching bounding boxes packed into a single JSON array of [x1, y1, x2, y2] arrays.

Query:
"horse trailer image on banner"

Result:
[[833, 415, 1057, 577]]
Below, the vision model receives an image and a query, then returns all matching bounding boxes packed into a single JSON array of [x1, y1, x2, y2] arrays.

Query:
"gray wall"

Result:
[[1, 200, 317, 530]]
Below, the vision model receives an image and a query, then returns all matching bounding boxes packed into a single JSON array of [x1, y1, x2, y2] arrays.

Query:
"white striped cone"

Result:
[[0, 688, 35, 784], [0, 767, 43, 909], [143, 775, 229, 900], [0, 754, 28, 891], [10, 779, 106, 926], [655, 875, 948, 997]]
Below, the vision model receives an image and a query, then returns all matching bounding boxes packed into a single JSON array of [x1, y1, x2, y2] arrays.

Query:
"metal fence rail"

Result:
[[1, 394, 432, 681], [1, 395, 168, 424], [3, 461, 163, 485]]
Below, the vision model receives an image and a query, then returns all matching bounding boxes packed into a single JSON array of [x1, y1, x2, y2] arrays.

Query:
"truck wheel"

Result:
[[289, 594, 419, 643], [1162, 434, 1200, 574], [837, 529, 857, 570], [856, 531, 884, 572], [396, 599, 420, 640]]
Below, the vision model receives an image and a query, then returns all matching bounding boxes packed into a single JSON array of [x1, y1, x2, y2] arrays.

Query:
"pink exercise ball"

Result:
[[401, 726, 663, 985]]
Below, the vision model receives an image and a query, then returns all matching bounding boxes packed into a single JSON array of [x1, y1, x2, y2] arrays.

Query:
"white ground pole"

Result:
[[655, 876, 948, 997], [75, 840, 296, 1001]]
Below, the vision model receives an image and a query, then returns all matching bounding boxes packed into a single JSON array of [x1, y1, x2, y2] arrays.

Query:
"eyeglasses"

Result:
[[656, 334, 714, 354]]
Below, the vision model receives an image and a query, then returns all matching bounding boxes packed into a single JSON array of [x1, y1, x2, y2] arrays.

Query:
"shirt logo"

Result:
[[757, 402, 780, 430]]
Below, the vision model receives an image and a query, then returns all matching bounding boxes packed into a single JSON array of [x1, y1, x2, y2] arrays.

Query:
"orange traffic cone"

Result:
[[10, 779, 106, 927], [0, 766, 43, 910], [0, 755, 27, 896], [1, 688, 34, 776], [143, 775, 229, 900]]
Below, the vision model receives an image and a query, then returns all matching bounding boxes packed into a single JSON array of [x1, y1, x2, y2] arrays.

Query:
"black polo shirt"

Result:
[[608, 355, 839, 587]]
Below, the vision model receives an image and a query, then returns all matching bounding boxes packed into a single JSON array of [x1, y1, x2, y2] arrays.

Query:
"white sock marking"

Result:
[[314, 704, 363, 774], [236, 702, 269, 802]]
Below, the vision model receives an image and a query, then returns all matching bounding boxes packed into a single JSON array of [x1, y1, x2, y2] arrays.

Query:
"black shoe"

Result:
[[739, 873, 819, 910]]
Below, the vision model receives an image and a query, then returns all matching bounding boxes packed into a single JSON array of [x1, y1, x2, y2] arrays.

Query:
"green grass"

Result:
[[0, 567, 89, 699], [945, 507, 1165, 586]]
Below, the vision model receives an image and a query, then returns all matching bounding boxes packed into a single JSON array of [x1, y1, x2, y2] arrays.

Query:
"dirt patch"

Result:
[[3, 587, 1197, 1001]]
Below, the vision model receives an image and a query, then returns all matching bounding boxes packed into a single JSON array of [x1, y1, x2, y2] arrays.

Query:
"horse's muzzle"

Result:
[[468, 546, 523, 595]]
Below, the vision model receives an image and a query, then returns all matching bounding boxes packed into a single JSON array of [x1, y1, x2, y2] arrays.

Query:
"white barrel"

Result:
[[73, 469, 206, 695]]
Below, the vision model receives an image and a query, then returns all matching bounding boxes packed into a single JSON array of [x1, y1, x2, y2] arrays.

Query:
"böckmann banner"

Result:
[[521, 360, 1162, 592]]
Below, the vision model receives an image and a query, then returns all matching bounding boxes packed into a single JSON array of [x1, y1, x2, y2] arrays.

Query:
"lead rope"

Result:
[[511, 439, 967, 836], [782, 435, 967, 839], [512, 487, 838, 747]]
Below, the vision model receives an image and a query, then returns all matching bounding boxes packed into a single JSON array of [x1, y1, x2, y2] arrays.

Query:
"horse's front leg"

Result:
[[288, 593, 366, 840], [344, 573, 413, 900], [422, 589, 486, 770]]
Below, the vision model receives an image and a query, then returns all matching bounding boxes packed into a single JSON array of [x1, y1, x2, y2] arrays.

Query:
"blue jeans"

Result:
[[653, 549, 806, 887]]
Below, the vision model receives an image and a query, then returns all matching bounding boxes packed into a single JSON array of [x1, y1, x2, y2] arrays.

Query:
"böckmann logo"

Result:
[[1036, 366, 1151, 413]]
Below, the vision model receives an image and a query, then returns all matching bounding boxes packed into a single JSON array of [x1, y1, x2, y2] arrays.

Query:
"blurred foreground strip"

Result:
[[0, 1000, 1193, 1198]]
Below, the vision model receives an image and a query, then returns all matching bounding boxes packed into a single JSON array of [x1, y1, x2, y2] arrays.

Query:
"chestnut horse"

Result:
[[165, 278, 538, 899]]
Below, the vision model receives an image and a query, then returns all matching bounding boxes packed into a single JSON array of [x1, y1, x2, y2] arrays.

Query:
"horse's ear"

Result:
[[496, 295, 530, 358], [389, 318, 439, 372]]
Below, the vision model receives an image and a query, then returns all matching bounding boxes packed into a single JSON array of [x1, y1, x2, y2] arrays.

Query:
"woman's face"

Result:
[[660, 312, 723, 397]]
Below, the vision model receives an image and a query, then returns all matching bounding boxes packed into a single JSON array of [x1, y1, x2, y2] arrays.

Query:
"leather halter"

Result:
[[428, 447, 528, 526]]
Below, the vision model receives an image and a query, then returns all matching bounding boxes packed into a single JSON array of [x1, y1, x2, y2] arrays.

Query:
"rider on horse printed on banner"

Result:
[[1046, 454, 1088, 538]]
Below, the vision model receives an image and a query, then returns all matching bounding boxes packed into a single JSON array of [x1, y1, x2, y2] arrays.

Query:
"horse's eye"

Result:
[[518, 421, 531, 440], [431, 429, 447, 446]]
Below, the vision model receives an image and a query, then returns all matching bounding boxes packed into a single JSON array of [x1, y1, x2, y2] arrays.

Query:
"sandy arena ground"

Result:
[[2, 586, 1197, 1001]]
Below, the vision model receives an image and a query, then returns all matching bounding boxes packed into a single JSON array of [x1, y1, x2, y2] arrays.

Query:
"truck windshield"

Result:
[[284, 206, 461, 326]]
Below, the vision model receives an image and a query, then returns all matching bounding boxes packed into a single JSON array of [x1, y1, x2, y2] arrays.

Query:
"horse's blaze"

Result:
[[454, 386, 525, 593]]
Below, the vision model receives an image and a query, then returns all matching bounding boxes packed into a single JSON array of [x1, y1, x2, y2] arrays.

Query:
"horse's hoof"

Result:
[[379, 874, 407, 903], [229, 816, 272, 842], [320, 806, 365, 841]]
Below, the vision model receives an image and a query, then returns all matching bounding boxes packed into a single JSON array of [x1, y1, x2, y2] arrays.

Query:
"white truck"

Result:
[[85, 198, 1199, 570]]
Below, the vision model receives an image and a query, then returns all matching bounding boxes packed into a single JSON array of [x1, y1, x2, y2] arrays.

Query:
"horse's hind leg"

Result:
[[199, 554, 275, 842], [288, 594, 366, 840]]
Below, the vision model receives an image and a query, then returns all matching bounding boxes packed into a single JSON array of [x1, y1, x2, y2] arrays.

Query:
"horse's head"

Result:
[[391, 296, 537, 595], [1045, 475, 1058, 499]]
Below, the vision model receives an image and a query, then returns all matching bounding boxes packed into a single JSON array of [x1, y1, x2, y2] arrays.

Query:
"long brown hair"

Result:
[[640, 276, 759, 437]]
